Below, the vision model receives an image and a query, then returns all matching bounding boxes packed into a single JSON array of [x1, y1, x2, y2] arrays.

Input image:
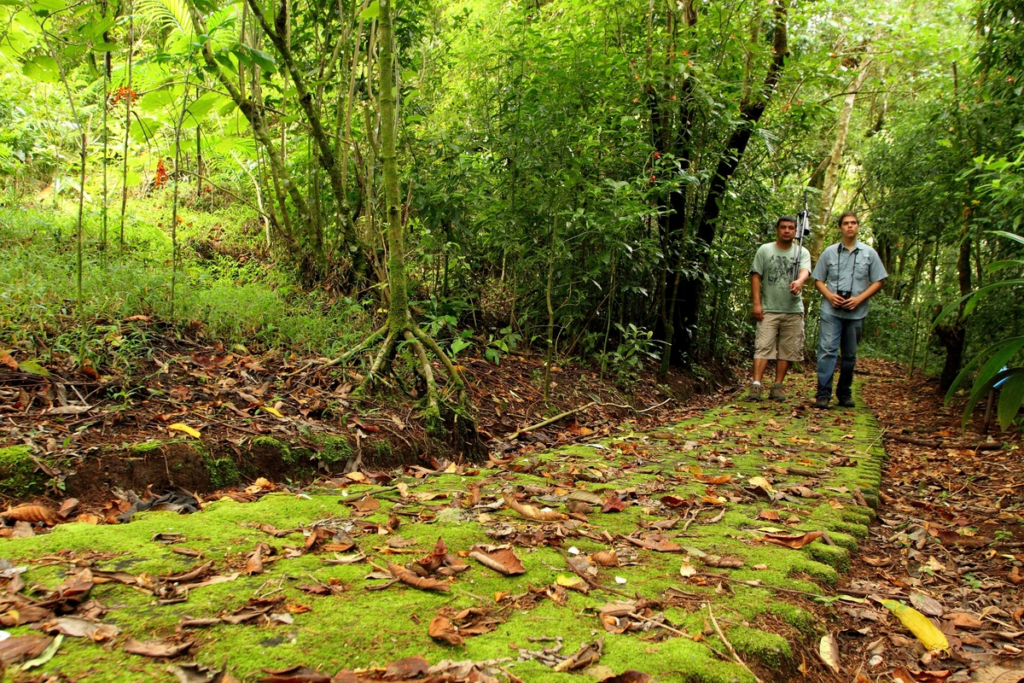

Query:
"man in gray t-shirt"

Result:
[[811, 211, 887, 409], [748, 216, 812, 402]]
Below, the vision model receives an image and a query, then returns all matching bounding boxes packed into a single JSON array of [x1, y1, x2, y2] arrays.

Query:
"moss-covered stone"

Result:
[[0, 445, 46, 497], [0, 373, 890, 682]]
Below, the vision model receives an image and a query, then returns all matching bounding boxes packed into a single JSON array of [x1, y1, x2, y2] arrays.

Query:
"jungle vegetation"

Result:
[[1, 0, 1022, 428]]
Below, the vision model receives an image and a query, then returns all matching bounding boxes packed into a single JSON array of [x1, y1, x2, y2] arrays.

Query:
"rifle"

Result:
[[792, 191, 810, 281]]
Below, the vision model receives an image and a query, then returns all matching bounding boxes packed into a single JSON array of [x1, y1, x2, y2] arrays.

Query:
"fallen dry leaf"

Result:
[[762, 531, 824, 549], [818, 634, 840, 674], [1, 504, 59, 526], [503, 493, 567, 522], [469, 544, 526, 576], [388, 562, 450, 592], [428, 614, 463, 646], [123, 638, 193, 658]]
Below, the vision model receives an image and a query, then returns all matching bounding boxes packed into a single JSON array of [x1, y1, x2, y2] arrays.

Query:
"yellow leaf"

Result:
[[881, 600, 949, 652], [168, 423, 201, 438], [748, 476, 774, 491], [263, 406, 285, 418], [556, 574, 584, 588]]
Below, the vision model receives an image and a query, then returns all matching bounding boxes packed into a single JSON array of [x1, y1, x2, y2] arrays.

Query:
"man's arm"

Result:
[[841, 280, 884, 310], [815, 278, 844, 308], [751, 273, 764, 321], [789, 268, 810, 295]]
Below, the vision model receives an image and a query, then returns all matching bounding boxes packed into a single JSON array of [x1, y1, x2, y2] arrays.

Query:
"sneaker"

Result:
[[838, 396, 855, 408], [813, 397, 830, 410], [748, 384, 763, 401], [769, 383, 786, 402]]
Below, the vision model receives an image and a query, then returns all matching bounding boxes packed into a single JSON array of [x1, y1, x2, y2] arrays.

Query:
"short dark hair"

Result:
[[775, 216, 797, 229], [837, 211, 858, 227]]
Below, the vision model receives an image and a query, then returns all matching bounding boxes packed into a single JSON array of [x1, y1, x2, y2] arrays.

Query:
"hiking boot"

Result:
[[748, 384, 763, 401], [769, 383, 786, 402], [837, 396, 855, 408], [813, 396, 830, 410]]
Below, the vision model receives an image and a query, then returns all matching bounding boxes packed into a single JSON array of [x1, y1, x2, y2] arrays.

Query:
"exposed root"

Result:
[[411, 325, 466, 396], [404, 330, 443, 437], [359, 331, 396, 392], [346, 322, 480, 455], [339, 327, 386, 365]]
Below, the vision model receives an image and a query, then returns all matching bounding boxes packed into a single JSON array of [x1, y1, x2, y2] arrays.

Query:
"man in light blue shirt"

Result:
[[811, 212, 887, 409]]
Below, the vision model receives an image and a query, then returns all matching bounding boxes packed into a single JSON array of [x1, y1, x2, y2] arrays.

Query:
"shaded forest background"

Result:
[[1, 0, 1023, 427]]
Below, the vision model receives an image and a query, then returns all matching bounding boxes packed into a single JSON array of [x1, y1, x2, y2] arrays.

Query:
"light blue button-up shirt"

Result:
[[811, 240, 888, 320]]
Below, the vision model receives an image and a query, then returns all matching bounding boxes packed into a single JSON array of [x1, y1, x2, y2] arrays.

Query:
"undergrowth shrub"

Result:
[[0, 204, 372, 364]]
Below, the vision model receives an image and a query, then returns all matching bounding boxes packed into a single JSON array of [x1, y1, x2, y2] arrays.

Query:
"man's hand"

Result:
[[789, 278, 806, 295], [752, 302, 764, 322], [825, 291, 846, 308], [841, 295, 863, 310]]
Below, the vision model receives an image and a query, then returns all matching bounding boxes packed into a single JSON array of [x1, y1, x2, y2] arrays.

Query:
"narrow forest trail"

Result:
[[0, 371, 895, 683]]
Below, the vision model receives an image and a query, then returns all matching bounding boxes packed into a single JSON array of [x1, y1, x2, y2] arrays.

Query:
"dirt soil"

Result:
[[0, 319, 697, 505]]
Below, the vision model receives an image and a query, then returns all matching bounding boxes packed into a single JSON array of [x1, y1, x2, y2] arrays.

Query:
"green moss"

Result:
[[205, 456, 241, 488], [0, 373, 890, 682], [0, 445, 45, 497], [768, 602, 819, 635], [315, 435, 353, 467], [806, 542, 850, 573], [126, 439, 175, 454], [373, 440, 394, 458], [725, 626, 792, 668]]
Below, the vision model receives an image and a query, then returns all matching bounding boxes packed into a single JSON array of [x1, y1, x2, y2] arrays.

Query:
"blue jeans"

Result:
[[816, 314, 864, 400]]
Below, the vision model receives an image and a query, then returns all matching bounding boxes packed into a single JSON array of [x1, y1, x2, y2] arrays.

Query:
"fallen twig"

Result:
[[507, 401, 597, 440], [707, 604, 762, 683]]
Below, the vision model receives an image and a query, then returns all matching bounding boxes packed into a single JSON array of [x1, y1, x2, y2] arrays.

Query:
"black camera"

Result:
[[837, 290, 852, 299]]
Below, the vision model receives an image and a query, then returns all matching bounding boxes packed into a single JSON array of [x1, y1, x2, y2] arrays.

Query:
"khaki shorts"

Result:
[[755, 312, 805, 361]]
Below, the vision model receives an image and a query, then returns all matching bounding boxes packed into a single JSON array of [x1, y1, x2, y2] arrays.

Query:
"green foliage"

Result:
[[941, 232, 1024, 429], [0, 204, 373, 362]]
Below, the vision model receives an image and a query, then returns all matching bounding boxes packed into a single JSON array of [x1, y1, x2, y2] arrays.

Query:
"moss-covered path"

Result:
[[0, 374, 883, 682]]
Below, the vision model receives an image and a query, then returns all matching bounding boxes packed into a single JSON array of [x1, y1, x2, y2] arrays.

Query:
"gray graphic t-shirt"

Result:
[[750, 242, 812, 314]]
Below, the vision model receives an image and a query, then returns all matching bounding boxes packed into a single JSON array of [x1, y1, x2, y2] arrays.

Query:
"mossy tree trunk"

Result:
[[345, 0, 475, 444]]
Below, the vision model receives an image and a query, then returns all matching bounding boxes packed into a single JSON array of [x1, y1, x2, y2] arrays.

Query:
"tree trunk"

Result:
[[185, 0, 308, 262], [672, 0, 789, 364], [245, 0, 364, 278], [810, 57, 872, 261], [937, 226, 972, 391]]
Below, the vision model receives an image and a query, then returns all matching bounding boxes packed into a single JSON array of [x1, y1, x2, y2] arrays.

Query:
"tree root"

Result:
[[341, 322, 479, 452], [404, 330, 443, 436], [410, 325, 466, 396]]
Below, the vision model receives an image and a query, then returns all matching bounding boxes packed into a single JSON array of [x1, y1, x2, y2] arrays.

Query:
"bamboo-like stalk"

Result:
[[170, 80, 192, 318], [119, 2, 133, 252]]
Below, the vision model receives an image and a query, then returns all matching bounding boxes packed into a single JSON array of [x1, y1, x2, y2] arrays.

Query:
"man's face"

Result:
[[776, 221, 796, 244], [840, 215, 859, 240]]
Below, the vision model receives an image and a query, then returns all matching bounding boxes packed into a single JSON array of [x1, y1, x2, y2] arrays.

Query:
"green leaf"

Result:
[[236, 44, 275, 71], [22, 55, 59, 83], [946, 337, 1024, 402], [30, 0, 65, 12], [139, 88, 174, 112], [997, 370, 1024, 430], [989, 230, 1024, 248], [18, 359, 50, 376], [359, 0, 379, 20], [450, 337, 472, 356], [92, 42, 119, 52], [984, 259, 1024, 274], [185, 92, 225, 122]]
